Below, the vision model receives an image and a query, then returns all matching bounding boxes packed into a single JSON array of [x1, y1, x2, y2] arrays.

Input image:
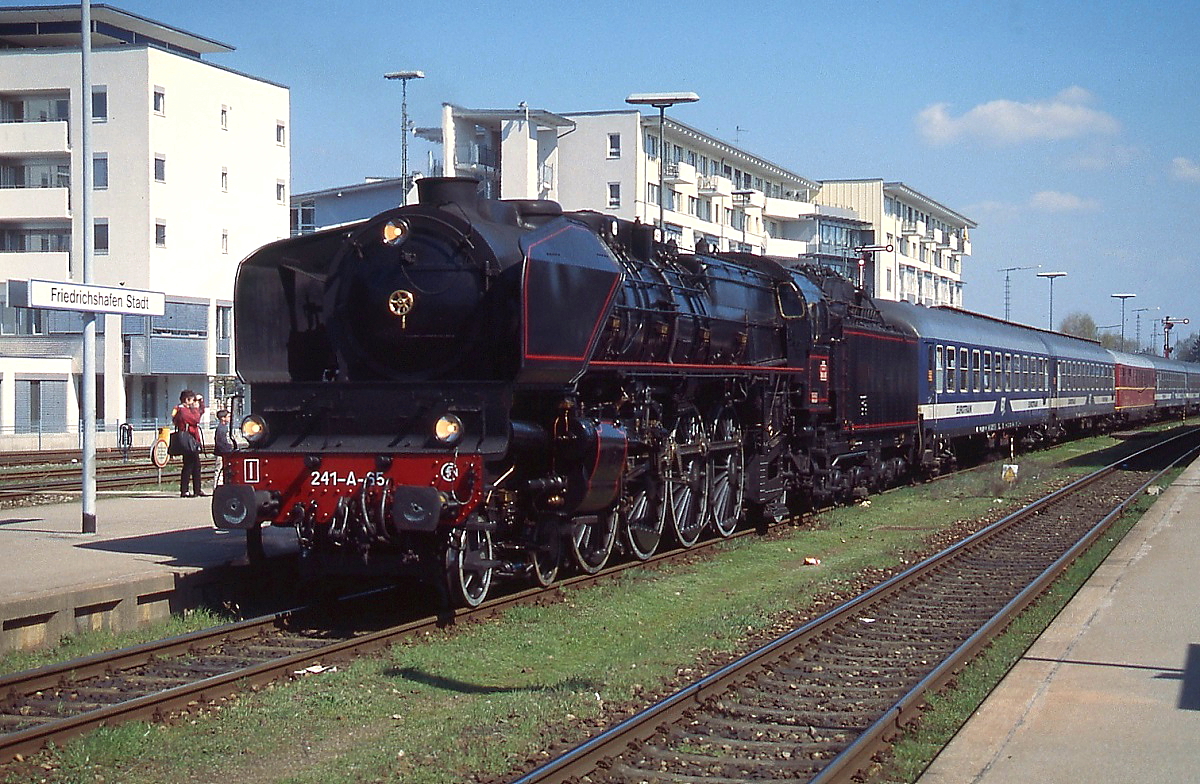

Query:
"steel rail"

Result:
[[0, 519, 756, 762], [508, 427, 1200, 784]]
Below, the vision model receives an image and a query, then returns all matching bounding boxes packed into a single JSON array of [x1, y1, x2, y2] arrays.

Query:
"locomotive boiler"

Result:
[[212, 178, 927, 606]]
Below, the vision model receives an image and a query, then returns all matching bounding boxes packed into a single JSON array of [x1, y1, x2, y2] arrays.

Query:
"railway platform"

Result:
[[918, 454, 1200, 784], [0, 492, 297, 653]]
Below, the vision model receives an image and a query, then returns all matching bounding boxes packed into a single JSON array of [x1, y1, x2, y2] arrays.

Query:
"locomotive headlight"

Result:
[[241, 414, 269, 445], [434, 414, 464, 445], [382, 218, 411, 245]]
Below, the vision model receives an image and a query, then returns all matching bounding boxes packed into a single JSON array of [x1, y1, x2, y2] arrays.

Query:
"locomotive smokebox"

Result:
[[417, 177, 481, 208]]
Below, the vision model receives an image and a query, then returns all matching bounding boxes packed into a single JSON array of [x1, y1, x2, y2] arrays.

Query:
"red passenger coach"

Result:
[[1112, 352, 1156, 417]]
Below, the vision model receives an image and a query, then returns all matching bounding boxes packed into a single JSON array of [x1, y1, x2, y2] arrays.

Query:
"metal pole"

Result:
[[657, 106, 665, 232], [81, 0, 96, 533], [401, 78, 409, 205], [384, 71, 424, 206]]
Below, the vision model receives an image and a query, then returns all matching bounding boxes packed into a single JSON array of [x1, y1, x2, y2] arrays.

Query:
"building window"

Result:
[[291, 199, 316, 235], [276, 122, 286, 145], [93, 153, 108, 189], [644, 133, 658, 159], [607, 182, 621, 208], [607, 133, 621, 159], [220, 167, 228, 192], [647, 182, 660, 207], [220, 105, 229, 129], [155, 221, 167, 247], [92, 87, 107, 121], [94, 220, 108, 254], [153, 154, 166, 183], [276, 180, 286, 203], [221, 229, 228, 254], [153, 87, 166, 115]]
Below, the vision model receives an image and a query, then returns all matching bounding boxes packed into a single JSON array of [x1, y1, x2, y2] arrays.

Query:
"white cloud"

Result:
[[1029, 190, 1100, 212], [1170, 156, 1200, 182], [1065, 143, 1139, 171], [917, 87, 1119, 146]]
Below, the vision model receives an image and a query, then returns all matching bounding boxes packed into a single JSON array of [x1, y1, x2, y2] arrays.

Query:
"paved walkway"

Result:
[[918, 456, 1200, 783], [0, 491, 295, 651]]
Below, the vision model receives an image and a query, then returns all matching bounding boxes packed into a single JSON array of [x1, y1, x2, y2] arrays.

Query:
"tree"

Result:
[[1176, 331, 1200, 362], [1058, 311, 1098, 341]]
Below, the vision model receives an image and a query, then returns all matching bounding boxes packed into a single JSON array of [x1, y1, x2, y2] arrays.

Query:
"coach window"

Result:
[[1021, 356, 1029, 390], [946, 346, 956, 392], [959, 348, 969, 392], [935, 346, 945, 392], [972, 349, 981, 391], [1004, 354, 1012, 391], [982, 351, 992, 391]]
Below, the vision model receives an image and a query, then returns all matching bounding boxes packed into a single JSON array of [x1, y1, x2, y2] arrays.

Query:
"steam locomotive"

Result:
[[212, 177, 1200, 606]]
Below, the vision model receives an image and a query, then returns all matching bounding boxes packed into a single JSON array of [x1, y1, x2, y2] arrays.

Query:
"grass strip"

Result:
[[872, 466, 1181, 783], [0, 428, 1189, 784]]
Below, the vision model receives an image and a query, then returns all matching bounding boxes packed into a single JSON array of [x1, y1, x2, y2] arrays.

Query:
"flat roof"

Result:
[[0, 4, 233, 57]]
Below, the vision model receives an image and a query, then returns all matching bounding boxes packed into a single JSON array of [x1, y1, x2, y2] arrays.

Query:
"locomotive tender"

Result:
[[212, 177, 1200, 606]]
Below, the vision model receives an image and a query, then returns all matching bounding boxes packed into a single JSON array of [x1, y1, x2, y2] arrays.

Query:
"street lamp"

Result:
[[1110, 293, 1135, 349], [384, 70, 425, 205], [1037, 271, 1067, 330], [625, 91, 699, 235], [998, 264, 1040, 321]]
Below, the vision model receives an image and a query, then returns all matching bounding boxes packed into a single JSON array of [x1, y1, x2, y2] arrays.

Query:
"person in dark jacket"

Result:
[[172, 389, 205, 497], [213, 409, 236, 487]]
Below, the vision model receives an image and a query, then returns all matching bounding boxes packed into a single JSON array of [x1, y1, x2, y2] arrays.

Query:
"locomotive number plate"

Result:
[[309, 470, 385, 487]]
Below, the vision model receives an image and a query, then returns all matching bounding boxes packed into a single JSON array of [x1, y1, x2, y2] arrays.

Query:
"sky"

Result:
[[38, 1, 1200, 344]]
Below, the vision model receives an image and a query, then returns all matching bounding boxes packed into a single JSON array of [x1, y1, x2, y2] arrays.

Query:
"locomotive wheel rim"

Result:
[[569, 508, 618, 574], [663, 413, 708, 548], [622, 479, 663, 561], [708, 415, 745, 538], [445, 527, 494, 608], [531, 518, 562, 587]]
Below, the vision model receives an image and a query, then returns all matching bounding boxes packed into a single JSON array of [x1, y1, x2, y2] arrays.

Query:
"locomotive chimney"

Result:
[[416, 177, 481, 208], [631, 221, 656, 262]]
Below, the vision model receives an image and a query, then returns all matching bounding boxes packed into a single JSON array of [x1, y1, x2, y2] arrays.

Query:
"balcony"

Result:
[[732, 190, 766, 210], [0, 251, 69, 280], [0, 186, 69, 219], [0, 120, 68, 155], [901, 220, 923, 236], [662, 161, 695, 185], [762, 196, 818, 221], [697, 175, 732, 196]]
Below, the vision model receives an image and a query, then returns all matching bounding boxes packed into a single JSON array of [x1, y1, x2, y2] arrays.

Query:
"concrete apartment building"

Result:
[[409, 104, 973, 298], [295, 103, 975, 308], [0, 5, 289, 445], [816, 180, 974, 308]]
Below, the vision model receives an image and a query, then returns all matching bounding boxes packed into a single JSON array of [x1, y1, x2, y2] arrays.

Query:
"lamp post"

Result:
[[1132, 306, 1157, 353], [998, 264, 1040, 321], [1110, 293, 1135, 349], [625, 92, 699, 235], [1037, 271, 1067, 330], [384, 70, 424, 205]]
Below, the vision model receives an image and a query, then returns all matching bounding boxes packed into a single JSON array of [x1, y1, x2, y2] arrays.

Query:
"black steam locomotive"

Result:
[[211, 177, 1199, 606]]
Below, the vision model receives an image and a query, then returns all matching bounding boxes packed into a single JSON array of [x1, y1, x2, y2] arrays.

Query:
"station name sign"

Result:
[[6, 279, 166, 316]]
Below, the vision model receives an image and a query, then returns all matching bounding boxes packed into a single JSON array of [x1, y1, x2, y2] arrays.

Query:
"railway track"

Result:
[[508, 427, 1200, 784], [0, 426, 1193, 770], [0, 457, 211, 498], [0, 508, 771, 762]]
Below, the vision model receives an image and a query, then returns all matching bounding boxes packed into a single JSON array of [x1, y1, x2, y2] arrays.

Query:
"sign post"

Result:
[[6, 277, 165, 531]]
